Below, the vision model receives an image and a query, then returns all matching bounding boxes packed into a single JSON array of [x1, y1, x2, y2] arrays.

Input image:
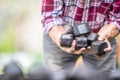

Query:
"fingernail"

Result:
[[82, 47, 86, 50], [87, 46, 91, 49]]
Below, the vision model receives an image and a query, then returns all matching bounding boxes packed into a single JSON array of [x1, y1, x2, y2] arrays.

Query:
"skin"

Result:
[[48, 25, 90, 55], [48, 23, 119, 55], [98, 23, 119, 52]]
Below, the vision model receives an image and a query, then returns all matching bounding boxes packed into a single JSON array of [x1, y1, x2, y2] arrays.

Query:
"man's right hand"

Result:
[[48, 25, 90, 55]]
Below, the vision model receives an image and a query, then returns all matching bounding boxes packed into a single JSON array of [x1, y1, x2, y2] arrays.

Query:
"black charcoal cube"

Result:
[[60, 34, 74, 47], [75, 36, 88, 50], [91, 41, 107, 56], [73, 23, 90, 37], [87, 32, 99, 46]]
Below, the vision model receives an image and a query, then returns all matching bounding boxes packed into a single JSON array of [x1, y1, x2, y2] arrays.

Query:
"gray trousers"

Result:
[[43, 34, 116, 72]]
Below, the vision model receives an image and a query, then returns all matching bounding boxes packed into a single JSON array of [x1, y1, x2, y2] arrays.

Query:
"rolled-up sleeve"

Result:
[[41, 0, 64, 34], [107, 0, 120, 30]]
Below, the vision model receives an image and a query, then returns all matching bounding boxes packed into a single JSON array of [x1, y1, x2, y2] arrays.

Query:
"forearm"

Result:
[[106, 0, 120, 36]]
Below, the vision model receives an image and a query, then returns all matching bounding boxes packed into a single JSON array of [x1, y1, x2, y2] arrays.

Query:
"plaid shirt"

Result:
[[41, 0, 120, 33]]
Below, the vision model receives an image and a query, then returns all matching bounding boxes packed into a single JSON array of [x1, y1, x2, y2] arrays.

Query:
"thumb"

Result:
[[104, 38, 112, 52]]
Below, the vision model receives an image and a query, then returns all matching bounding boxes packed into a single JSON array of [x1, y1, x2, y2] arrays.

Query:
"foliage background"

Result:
[[0, 0, 43, 74]]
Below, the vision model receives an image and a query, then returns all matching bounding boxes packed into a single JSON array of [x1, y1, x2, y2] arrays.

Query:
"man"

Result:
[[41, 0, 120, 72]]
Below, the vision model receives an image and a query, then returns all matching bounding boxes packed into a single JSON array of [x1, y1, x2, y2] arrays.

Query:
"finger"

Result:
[[87, 46, 91, 50], [74, 47, 86, 54], [70, 40, 76, 51], [98, 30, 108, 41], [66, 48, 73, 53], [104, 39, 112, 52], [63, 40, 76, 53]]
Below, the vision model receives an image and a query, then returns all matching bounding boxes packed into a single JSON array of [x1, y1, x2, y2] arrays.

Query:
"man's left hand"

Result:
[[98, 23, 119, 52]]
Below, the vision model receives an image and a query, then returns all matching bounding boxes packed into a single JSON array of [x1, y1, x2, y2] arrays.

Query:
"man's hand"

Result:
[[98, 23, 119, 40], [60, 40, 91, 54], [98, 23, 119, 52], [48, 25, 90, 54]]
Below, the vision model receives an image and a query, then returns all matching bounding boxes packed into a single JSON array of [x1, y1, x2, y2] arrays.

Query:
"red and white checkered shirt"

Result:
[[41, 0, 120, 33]]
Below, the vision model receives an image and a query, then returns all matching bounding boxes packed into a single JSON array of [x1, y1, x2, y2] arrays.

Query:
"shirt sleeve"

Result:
[[107, 0, 120, 30], [41, 0, 64, 34]]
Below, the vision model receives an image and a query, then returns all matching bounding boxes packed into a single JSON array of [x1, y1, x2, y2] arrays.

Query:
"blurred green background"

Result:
[[0, 0, 43, 74]]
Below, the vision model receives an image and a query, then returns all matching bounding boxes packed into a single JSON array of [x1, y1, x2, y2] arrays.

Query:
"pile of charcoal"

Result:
[[0, 61, 120, 80], [60, 23, 107, 56]]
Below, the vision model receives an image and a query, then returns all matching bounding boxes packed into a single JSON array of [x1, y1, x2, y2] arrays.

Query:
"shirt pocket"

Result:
[[96, 1, 113, 24]]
